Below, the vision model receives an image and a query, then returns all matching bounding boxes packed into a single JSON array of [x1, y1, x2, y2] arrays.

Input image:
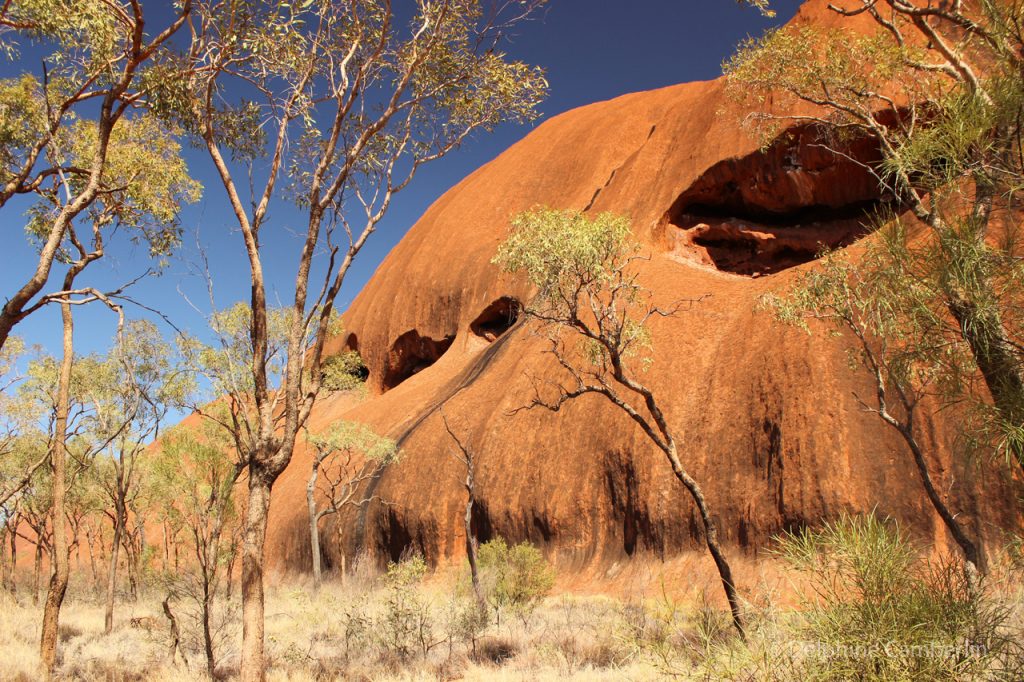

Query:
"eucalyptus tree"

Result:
[[0, 498, 21, 593], [764, 247, 989, 576], [0, 337, 49, 508], [5, 354, 93, 595], [441, 412, 484, 605], [493, 208, 744, 638], [150, 419, 239, 680], [2, 17, 200, 658], [0, 339, 36, 596], [0, 387, 48, 598], [1, 359, 53, 594], [0, 0, 194, 352], [726, 1, 1024, 471], [24, 116, 196, 675], [0, 427, 50, 595], [85, 321, 193, 633], [62, 453, 106, 579], [168, 2, 548, 676], [17, 469, 53, 604], [16, 351, 112, 668], [305, 421, 398, 589], [78, 501, 108, 590], [0, 34, 200, 662]]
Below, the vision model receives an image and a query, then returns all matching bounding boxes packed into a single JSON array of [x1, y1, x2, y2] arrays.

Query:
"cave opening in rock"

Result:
[[381, 329, 455, 390], [668, 126, 902, 276], [349, 363, 370, 383], [470, 296, 521, 341]]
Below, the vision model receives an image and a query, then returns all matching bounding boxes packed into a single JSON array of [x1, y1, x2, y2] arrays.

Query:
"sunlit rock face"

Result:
[[263, 0, 1020, 581]]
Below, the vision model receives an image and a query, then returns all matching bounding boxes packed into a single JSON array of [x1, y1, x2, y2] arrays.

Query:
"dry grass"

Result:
[[0, 570, 666, 681], [1, 552, 1021, 681]]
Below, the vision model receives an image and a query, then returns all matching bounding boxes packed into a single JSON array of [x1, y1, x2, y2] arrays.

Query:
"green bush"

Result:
[[375, 555, 434, 662], [776, 512, 1015, 681], [320, 349, 367, 393], [477, 537, 555, 623]]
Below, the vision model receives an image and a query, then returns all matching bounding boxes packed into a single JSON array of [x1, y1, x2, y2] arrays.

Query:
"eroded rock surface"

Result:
[[263, 0, 1021, 587]]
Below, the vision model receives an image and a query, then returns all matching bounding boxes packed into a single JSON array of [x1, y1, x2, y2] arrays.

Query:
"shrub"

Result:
[[477, 537, 555, 624], [375, 555, 435, 662], [776, 512, 1013, 681], [441, 594, 489, 659], [339, 601, 372, 664], [383, 554, 428, 589]]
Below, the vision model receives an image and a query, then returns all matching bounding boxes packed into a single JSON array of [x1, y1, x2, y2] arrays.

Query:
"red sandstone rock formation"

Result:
[[263, 0, 1021, 587]]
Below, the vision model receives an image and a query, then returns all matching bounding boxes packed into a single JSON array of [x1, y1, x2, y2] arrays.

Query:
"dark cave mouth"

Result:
[[381, 329, 455, 391], [471, 297, 521, 342], [378, 298, 521, 391], [668, 126, 900, 277], [674, 204, 881, 277]]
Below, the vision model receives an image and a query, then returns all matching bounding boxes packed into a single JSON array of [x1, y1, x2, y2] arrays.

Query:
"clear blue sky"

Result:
[[0, 0, 802, 360]]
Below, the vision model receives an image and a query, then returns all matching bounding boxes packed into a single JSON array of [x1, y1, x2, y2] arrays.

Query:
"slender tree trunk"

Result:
[[162, 595, 181, 664], [162, 522, 170, 573], [863, 228, 992, 574], [239, 473, 273, 682], [104, 500, 125, 634], [122, 532, 138, 601], [8, 526, 17, 594], [137, 515, 147, 581], [898, 422, 985, 572], [307, 463, 322, 589], [197, 494, 227, 678], [225, 545, 237, 600], [202, 572, 216, 678], [464, 467, 483, 606], [947, 298, 1024, 469], [0, 527, 8, 594], [33, 541, 42, 605], [665, 445, 744, 639], [97, 526, 107, 571], [40, 299, 74, 676], [84, 526, 97, 591], [444, 414, 484, 606]]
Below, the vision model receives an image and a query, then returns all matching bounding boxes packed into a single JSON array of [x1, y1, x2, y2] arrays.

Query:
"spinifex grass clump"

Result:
[[776, 513, 1018, 681]]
